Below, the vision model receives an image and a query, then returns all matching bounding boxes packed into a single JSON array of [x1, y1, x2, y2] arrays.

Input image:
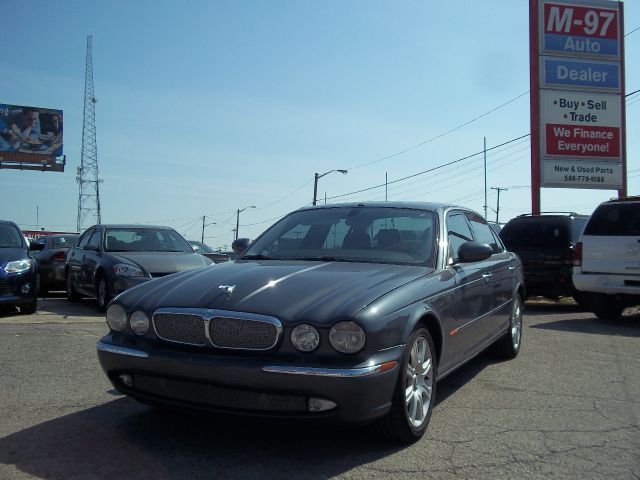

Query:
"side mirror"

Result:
[[457, 242, 493, 263], [83, 244, 99, 252], [232, 238, 251, 255], [192, 244, 201, 252]]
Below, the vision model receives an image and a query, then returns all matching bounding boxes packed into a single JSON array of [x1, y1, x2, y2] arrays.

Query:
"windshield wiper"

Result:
[[241, 254, 274, 260], [287, 256, 352, 262]]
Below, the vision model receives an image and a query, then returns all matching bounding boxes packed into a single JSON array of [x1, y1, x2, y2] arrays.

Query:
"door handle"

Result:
[[508, 265, 516, 271], [482, 273, 492, 281]]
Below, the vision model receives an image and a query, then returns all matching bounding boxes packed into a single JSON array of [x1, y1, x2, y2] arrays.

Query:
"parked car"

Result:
[[30, 234, 79, 294], [66, 225, 211, 311], [573, 197, 640, 319], [188, 240, 230, 263], [499, 212, 588, 301], [0, 220, 38, 313], [97, 202, 524, 443]]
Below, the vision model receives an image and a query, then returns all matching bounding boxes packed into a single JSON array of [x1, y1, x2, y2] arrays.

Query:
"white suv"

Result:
[[573, 197, 640, 319]]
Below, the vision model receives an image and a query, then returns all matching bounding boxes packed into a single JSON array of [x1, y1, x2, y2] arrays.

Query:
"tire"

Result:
[[493, 293, 523, 359], [374, 328, 437, 443], [21, 297, 38, 315], [66, 270, 81, 302], [96, 277, 111, 312], [592, 294, 624, 319]]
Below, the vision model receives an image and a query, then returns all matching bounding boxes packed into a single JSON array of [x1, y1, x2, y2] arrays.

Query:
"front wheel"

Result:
[[493, 293, 523, 359], [374, 328, 437, 443], [96, 277, 111, 312]]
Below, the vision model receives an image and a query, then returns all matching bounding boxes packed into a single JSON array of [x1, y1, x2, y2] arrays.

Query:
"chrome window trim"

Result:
[[152, 307, 283, 351], [96, 341, 149, 358]]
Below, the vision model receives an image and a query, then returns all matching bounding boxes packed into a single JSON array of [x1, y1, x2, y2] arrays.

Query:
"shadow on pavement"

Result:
[[0, 295, 102, 320], [0, 397, 404, 479], [529, 313, 640, 337]]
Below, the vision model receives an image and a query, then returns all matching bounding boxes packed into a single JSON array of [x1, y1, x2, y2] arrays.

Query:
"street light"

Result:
[[312, 169, 348, 205], [235, 205, 256, 240], [201, 216, 216, 243]]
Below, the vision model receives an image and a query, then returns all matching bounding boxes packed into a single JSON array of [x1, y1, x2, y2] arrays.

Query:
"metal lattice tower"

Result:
[[76, 35, 102, 232]]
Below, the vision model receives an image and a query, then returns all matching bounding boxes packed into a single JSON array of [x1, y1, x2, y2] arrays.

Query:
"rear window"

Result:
[[583, 203, 640, 236], [500, 218, 571, 249]]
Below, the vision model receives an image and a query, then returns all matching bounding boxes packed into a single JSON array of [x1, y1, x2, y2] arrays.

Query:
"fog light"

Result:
[[21, 284, 31, 294], [308, 398, 337, 412], [118, 374, 133, 387]]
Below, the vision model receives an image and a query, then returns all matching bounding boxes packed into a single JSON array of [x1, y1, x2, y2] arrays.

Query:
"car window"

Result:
[[52, 236, 79, 249], [0, 224, 25, 248], [500, 218, 570, 249], [583, 203, 640, 236], [87, 230, 102, 249], [466, 212, 502, 254], [77, 229, 93, 249], [104, 228, 192, 252], [244, 207, 437, 267], [447, 212, 473, 262]]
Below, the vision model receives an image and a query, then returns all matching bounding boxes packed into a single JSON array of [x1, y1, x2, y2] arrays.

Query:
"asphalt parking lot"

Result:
[[0, 296, 639, 480]]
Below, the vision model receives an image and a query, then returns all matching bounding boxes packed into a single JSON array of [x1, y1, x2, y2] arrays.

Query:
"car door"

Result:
[[466, 212, 515, 336], [445, 211, 495, 361], [67, 229, 93, 288], [79, 228, 103, 294]]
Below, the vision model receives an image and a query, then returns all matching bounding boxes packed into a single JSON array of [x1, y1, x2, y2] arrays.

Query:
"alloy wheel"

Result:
[[405, 336, 434, 428]]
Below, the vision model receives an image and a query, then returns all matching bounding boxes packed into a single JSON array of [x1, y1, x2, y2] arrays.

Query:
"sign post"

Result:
[[530, 0, 625, 213]]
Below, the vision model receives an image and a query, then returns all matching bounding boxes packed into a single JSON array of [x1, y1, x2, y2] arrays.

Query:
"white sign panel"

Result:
[[541, 90, 621, 126], [542, 159, 622, 189]]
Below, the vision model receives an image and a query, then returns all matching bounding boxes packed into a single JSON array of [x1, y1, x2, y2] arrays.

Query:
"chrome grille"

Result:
[[153, 313, 207, 346], [152, 308, 282, 351], [209, 317, 279, 350]]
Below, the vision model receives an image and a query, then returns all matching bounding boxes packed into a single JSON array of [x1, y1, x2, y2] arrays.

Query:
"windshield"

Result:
[[104, 228, 193, 252], [0, 224, 25, 249], [190, 241, 214, 253], [243, 206, 437, 266]]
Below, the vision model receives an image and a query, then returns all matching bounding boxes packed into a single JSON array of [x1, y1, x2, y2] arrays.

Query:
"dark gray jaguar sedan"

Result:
[[97, 203, 524, 443]]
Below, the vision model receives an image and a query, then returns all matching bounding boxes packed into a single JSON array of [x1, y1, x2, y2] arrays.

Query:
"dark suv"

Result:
[[499, 213, 588, 301]]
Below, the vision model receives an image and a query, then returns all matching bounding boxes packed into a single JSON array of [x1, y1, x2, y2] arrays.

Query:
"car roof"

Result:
[[296, 201, 468, 213], [87, 224, 175, 229], [600, 196, 640, 204], [0, 220, 20, 227]]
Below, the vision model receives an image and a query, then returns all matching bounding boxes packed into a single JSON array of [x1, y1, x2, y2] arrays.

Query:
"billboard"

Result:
[[0, 103, 64, 172], [530, 0, 626, 201]]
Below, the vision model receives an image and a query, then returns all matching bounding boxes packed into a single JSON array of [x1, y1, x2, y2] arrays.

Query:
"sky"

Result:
[[1, 0, 638, 250]]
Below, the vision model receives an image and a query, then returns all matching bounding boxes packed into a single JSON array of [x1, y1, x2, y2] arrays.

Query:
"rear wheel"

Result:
[[493, 293, 523, 359], [66, 270, 81, 301], [21, 297, 38, 315], [592, 294, 624, 319], [374, 328, 436, 443]]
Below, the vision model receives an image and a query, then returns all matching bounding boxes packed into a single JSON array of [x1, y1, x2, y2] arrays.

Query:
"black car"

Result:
[[188, 240, 230, 263], [97, 203, 524, 443], [499, 212, 588, 301], [30, 234, 79, 294], [0, 220, 38, 314], [66, 225, 211, 311]]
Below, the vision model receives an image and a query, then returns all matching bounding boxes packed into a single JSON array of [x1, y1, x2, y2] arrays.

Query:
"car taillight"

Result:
[[52, 251, 66, 262], [573, 242, 582, 266]]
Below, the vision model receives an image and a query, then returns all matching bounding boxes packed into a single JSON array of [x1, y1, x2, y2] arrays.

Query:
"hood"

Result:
[[0, 248, 29, 265], [111, 251, 209, 275], [119, 260, 429, 326]]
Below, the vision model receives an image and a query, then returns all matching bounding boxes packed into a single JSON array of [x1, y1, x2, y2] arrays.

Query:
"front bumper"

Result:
[[97, 335, 403, 423], [108, 276, 153, 296], [0, 270, 38, 306]]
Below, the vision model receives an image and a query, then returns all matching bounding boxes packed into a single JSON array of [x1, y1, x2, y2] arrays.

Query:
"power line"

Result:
[[349, 91, 530, 171], [625, 26, 640, 36]]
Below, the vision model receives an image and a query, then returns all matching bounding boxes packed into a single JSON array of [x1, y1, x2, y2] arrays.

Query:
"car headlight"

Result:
[[106, 304, 127, 332], [329, 321, 366, 354], [291, 324, 320, 352], [113, 263, 144, 277], [4, 259, 33, 274], [129, 310, 150, 335]]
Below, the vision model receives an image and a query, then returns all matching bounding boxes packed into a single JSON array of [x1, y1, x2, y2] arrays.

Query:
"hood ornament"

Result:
[[218, 285, 236, 296]]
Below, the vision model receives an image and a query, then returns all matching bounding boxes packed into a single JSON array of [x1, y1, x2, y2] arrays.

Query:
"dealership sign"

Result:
[[530, 0, 625, 194]]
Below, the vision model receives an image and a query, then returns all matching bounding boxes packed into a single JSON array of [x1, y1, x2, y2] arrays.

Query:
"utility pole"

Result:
[[201, 216, 205, 243], [491, 187, 508, 223], [76, 35, 102, 232], [385, 172, 388, 201], [483, 137, 487, 220]]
